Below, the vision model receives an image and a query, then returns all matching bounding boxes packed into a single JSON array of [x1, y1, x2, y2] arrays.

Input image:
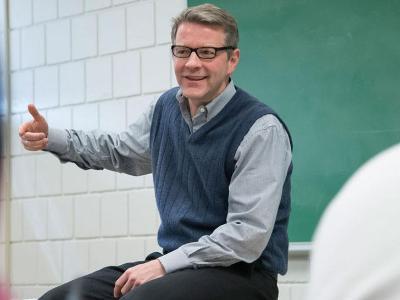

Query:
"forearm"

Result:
[[159, 219, 273, 273], [46, 127, 152, 175]]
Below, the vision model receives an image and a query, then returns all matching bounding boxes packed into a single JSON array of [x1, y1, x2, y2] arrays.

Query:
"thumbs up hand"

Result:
[[19, 104, 49, 151]]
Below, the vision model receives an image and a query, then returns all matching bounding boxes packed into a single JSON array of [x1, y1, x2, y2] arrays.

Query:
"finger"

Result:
[[27, 104, 42, 122], [22, 138, 48, 151], [120, 280, 135, 296], [22, 141, 48, 151], [21, 131, 46, 141], [132, 278, 143, 289], [114, 273, 128, 298], [19, 123, 31, 137], [113, 284, 122, 299]]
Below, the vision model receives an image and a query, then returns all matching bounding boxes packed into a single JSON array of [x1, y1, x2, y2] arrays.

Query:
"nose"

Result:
[[185, 51, 202, 68]]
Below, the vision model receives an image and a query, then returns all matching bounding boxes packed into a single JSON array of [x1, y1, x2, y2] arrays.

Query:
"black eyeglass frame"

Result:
[[171, 45, 236, 59]]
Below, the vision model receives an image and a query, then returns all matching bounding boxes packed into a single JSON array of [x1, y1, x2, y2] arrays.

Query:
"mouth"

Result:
[[184, 75, 207, 81]]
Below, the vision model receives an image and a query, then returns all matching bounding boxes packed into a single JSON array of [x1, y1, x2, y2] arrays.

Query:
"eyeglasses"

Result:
[[171, 45, 235, 59]]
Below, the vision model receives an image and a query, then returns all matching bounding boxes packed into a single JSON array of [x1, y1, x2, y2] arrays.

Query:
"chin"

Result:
[[181, 88, 206, 101]]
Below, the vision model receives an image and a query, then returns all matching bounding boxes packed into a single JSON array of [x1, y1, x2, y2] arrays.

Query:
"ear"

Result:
[[228, 48, 240, 75]]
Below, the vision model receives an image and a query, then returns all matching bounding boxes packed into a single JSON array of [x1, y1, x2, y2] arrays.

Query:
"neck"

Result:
[[187, 98, 210, 117]]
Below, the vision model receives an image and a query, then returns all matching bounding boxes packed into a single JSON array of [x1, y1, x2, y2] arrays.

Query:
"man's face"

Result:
[[173, 22, 240, 105]]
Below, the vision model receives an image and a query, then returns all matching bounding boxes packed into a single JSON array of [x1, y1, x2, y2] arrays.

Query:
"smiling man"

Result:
[[19, 4, 293, 300]]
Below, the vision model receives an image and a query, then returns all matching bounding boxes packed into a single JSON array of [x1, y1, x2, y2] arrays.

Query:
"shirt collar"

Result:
[[176, 80, 236, 123]]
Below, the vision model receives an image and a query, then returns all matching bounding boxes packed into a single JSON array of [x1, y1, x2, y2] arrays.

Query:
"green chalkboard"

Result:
[[188, 0, 400, 242]]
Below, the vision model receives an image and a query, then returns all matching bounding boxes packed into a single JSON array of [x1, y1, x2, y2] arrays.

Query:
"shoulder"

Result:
[[233, 87, 278, 116], [157, 87, 180, 105], [152, 87, 180, 116], [234, 87, 293, 148], [250, 114, 287, 133], [242, 114, 291, 150]]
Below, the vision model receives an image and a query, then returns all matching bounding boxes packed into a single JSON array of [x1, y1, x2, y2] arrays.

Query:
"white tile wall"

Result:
[[86, 56, 112, 101], [99, 99, 126, 131], [126, 94, 155, 122], [85, 0, 112, 12], [10, 114, 25, 156], [144, 236, 162, 254], [116, 238, 146, 264], [141, 45, 171, 93], [21, 25, 45, 68], [155, 0, 187, 44], [9, 0, 33, 29], [290, 284, 308, 300], [74, 194, 100, 238], [72, 103, 98, 130], [128, 189, 158, 235], [113, 51, 141, 98], [100, 192, 128, 237], [47, 106, 72, 129], [117, 173, 144, 190], [71, 14, 97, 60], [60, 61, 85, 105], [278, 285, 291, 300], [34, 65, 59, 109], [280, 255, 310, 283], [88, 169, 116, 192], [58, 0, 84, 17], [11, 155, 36, 198], [0, 243, 5, 277], [11, 70, 33, 113], [10, 200, 23, 241], [143, 173, 154, 188], [98, 9, 125, 55], [113, 0, 136, 5], [10, 30, 20, 71], [6, 1, 309, 298], [36, 154, 62, 196], [46, 19, 71, 64], [126, 2, 155, 49], [36, 242, 63, 284], [13, 285, 51, 300], [48, 196, 74, 239], [63, 240, 89, 281], [33, 0, 58, 23], [88, 239, 116, 271], [22, 197, 48, 241], [0, 200, 5, 242], [11, 243, 38, 284], [62, 163, 88, 194]]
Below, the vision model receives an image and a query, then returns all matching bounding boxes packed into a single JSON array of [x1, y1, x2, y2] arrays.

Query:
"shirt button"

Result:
[[200, 107, 206, 113]]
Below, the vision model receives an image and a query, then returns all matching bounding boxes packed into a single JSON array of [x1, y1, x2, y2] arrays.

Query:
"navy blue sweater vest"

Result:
[[150, 87, 292, 275]]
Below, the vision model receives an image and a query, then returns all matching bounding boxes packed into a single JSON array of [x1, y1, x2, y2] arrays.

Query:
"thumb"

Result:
[[28, 104, 43, 122]]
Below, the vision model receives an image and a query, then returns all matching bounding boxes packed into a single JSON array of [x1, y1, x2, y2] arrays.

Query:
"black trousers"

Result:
[[39, 253, 278, 300]]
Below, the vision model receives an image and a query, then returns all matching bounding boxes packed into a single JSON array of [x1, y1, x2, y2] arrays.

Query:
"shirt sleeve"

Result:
[[158, 114, 292, 273], [45, 99, 156, 176]]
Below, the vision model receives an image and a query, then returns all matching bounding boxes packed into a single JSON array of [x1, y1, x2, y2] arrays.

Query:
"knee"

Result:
[[120, 284, 164, 300], [120, 282, 187, 300], [38, 279, 86, 300], [38, 284, 70, 300]]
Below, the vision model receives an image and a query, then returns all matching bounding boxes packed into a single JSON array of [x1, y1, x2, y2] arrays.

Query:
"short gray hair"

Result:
[[171, 3, 239, 48]]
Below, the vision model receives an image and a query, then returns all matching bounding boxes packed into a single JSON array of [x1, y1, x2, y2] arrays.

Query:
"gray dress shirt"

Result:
[[47, 81, 292, 273]]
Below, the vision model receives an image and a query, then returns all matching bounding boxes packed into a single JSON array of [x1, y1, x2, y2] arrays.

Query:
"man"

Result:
[[19, 4, 292, 300]]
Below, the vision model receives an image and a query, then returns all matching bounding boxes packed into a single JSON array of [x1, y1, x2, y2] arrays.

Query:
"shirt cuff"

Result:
[[158, 247, 192, 273], [46, 128, 69, 154]]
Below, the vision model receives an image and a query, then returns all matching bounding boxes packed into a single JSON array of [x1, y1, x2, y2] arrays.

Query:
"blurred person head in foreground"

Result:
[[307, 143, 400, 300]]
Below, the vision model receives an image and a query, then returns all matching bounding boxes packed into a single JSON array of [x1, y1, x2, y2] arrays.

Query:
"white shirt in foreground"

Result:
[[307, 143, 400, 300]]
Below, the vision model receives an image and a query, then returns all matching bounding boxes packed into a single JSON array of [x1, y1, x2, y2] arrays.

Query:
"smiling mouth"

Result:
[[185, 76, 207, 81]]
